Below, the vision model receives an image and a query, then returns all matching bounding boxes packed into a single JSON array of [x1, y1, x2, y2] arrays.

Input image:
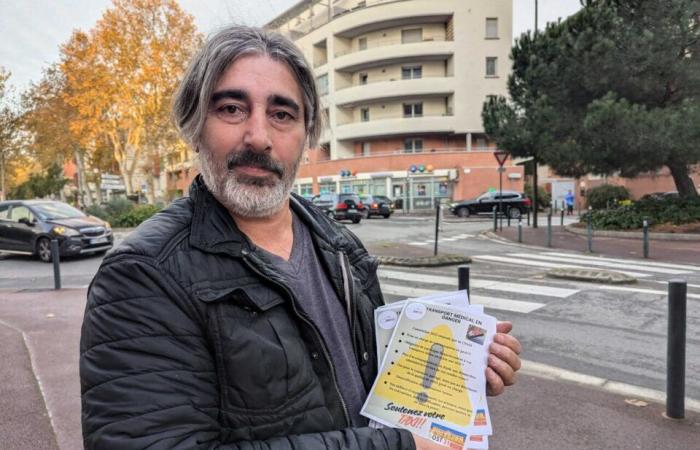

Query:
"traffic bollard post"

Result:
[[507, 212, 511, 228], [560, 208, 565, 226], [51, 239, 61, 290], [643, 219, 649, 259], [587, 206, 593, 253], [666, 279, 687, 419], [546, 213, 552, 247], [493, 206, 497, 232], [434, 201, 440, 256], [458, 265, 470, 299], [518, 220, 523, 243]]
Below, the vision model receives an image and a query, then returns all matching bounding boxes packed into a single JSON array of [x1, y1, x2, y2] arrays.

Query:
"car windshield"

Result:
[[33, 202, 86, 220]]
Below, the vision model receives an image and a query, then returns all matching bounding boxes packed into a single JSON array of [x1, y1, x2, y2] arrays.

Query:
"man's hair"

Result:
[[172, 25, 321, 149]]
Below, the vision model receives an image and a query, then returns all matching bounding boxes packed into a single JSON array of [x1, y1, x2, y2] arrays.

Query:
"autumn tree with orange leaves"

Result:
[[60, 0, 201, 200]]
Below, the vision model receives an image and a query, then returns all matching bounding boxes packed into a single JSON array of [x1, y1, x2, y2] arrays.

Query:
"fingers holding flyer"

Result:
[[486, 322, 522, 395]]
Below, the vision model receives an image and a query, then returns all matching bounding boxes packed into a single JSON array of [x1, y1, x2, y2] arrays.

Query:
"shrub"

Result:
[[112, 204, 161, 227], [586, 184, 630, 209], [524, 183, 551, 211], [85, 204, 110, 221], [104, 198, 136, 219], [582, 196, 700, 230]]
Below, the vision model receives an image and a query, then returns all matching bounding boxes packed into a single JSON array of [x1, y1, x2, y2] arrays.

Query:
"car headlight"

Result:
[[52, 226, 80, 236]]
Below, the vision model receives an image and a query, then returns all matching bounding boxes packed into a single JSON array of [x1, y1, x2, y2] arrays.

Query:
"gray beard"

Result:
[[198, 149, 300, 218]]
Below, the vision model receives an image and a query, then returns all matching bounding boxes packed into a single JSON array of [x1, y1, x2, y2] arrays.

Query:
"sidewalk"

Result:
[[493, 225, 700, 264]]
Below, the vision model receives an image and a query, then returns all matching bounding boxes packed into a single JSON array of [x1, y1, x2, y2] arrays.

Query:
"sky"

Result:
[[0, 0, 582, 95]]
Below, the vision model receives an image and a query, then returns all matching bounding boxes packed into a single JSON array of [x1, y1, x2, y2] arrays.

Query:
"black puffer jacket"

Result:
[[80, 176, 415, 450]]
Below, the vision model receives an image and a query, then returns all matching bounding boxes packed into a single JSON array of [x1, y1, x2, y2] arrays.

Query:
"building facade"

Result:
[[166, 0, 523, 209]]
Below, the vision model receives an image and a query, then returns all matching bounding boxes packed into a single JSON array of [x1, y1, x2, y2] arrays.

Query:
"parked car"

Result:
[[311, 193, 364, 223], [449, 190, 531, 219], [360, 195, 394, 218], [0, 200, 113, 262]]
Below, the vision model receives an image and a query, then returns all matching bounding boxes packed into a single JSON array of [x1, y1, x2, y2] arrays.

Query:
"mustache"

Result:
[[225, 149, 284, 178]]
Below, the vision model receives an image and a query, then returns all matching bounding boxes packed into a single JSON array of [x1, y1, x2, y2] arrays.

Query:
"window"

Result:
[[403, 138, 424, 153], [359, 73, 368, 85], [361, 108, 370, 122], [401, 66, 422, 79], [316, 74, 329, 96], [401, 28, 423, 44], [486, 57, 498, 77], [361, 142, 371, 156], [486, 18, 498, 39], [9, 206, 32, 222], [403, 102, 423, 118], [358, 37, 367, 50]]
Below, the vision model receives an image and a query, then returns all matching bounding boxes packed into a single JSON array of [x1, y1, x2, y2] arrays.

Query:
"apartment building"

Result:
[[166, 0, 523, 209]]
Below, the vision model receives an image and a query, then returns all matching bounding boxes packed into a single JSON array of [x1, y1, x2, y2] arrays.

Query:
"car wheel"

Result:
[[383, 213, 391, 219], [352, 217, 361, 224], [37, 237, 52, 263], [457, 207, 471, 218], [508, 208, 522, 219]]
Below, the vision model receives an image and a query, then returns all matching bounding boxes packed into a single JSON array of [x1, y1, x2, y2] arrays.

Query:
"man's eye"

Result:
[[272, 111, 294, 121], [219, 105, 242, 115]]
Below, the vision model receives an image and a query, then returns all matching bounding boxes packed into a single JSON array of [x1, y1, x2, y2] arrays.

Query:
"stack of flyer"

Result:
[[361, 291, 496, 449]]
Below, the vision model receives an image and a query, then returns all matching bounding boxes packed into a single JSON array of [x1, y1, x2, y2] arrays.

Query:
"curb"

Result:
[[521, 359, 700, 414], [565, 225, 700, 242], [376, 254, 472, 267], [546, 268, 637, 285]]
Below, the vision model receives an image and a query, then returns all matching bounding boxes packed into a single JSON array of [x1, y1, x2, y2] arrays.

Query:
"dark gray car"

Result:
[[449, 190, 531, 219], [311, 193, 364, 223], [0, 200, 113, 262]]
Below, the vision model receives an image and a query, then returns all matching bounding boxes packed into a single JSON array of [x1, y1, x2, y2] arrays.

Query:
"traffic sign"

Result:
[[494, 151, 509, 167]]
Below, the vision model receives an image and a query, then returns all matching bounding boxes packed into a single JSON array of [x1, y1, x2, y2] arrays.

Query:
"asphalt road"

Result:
[[1, 213, 698, 402]]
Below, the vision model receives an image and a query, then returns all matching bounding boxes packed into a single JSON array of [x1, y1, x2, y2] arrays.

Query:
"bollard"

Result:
[[560, 208, 565, 227], [666, 279, 687, 419], [546, 213, 552, 248], [518, 220, 523, 243], [643, 219, 649, 259], [507, 211, 511, 228], [434, 202, 440, 256], [51, 239, 61, 290], [493, 206, 497, 232], [587, 207, 593, 253], [458, 265, 470, 299]]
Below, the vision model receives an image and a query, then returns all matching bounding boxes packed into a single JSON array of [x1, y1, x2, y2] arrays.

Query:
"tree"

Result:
[[61, 0, 202, 197], [0, 67, 26, 201], [9, 163, 69, 199], [484, 0, 700, 198]]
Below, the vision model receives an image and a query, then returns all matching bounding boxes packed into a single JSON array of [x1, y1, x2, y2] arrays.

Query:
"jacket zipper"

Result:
[[337, 251, 359, 360], [241, 251, 352, 427]]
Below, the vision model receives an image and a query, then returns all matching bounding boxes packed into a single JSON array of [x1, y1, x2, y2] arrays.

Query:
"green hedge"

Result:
[[585, 184, 631, 209], [582, 196, 700, 230], [85, 199, 161, 228]]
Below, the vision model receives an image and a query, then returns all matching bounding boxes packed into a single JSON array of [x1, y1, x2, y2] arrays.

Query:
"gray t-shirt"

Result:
[[255, 212, 368, 426]]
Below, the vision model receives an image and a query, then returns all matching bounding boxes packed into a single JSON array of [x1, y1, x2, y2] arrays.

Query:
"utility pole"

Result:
[[532, 0, 539, 229]]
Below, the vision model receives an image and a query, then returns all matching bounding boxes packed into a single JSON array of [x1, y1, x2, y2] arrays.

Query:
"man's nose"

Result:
[[242, 109, 272, 151]]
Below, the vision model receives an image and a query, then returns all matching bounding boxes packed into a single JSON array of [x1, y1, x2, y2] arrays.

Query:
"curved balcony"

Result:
[[335, 115, 456, 141], [334, 40, 454, 73], [334, 77, 455, 107]]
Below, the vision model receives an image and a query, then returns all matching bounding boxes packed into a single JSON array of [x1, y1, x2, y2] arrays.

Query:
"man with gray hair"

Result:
[[80, 25, 521, 449]]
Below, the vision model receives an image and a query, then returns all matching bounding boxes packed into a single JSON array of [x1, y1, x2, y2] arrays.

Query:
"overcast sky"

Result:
[[0, 0, 582, 95]]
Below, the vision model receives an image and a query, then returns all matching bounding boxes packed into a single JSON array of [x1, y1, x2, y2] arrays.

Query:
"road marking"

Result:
[[408, 234, 475, 246], [596, 285, 700, 299], [521, 360, 700, 414], [378, 269, 578, 298], [650, 280, 700, 289], [380, 283, 545, 313], [544, 252, 700, 272], [510, 253, 690, 275], [472, 255, 650, 278]]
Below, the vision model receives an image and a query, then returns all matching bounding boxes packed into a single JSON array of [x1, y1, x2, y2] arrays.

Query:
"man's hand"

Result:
[[486, 321, 522, 396], [412, 434, 447, 450]]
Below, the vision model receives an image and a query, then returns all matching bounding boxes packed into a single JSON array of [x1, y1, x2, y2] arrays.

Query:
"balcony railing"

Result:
[[334, 36, 446, 58]]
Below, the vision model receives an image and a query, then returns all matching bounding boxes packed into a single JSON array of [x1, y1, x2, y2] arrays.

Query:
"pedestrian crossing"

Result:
[[408, 233, 475, 246], [472, 251, 700, 279], [377, 250, 700, 315]]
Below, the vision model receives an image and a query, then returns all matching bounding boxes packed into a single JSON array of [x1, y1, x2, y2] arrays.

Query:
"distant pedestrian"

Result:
[[565, 190, 575, 215]]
